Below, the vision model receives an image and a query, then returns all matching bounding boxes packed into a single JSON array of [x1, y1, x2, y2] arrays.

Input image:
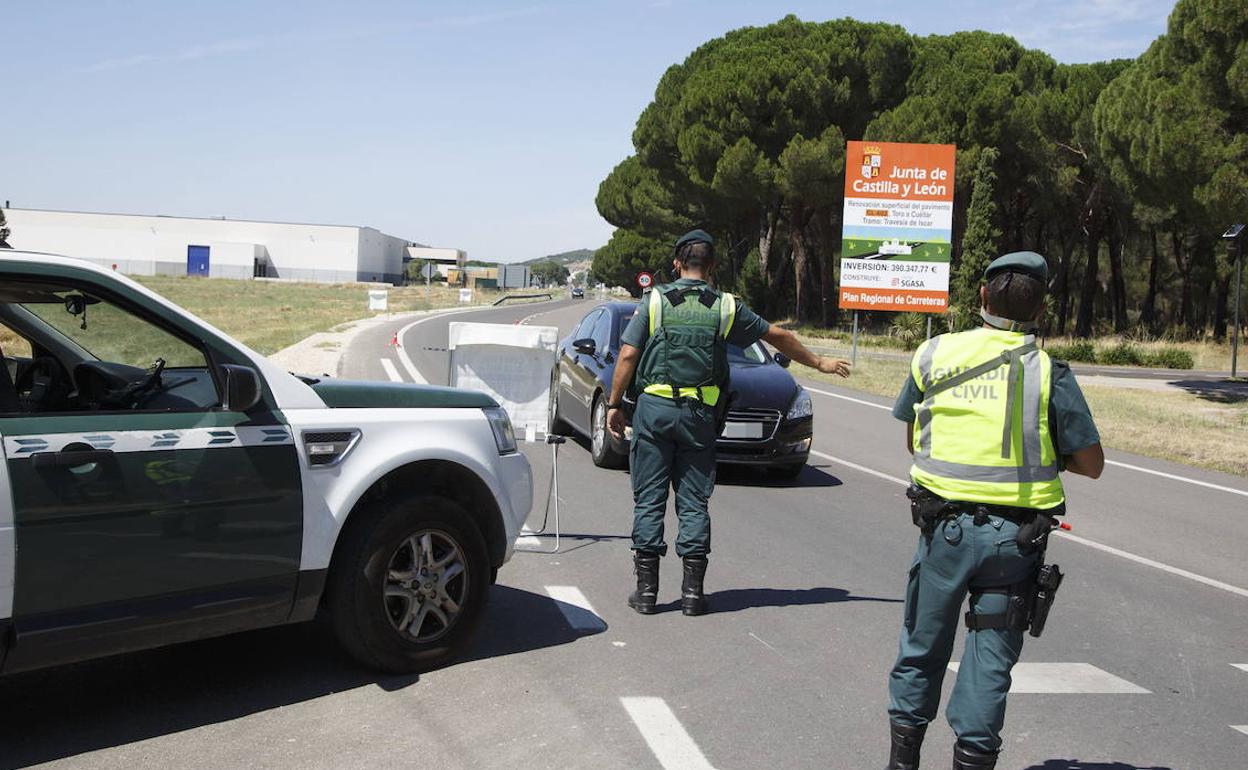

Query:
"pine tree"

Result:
[[953, 147, 1001, 328]]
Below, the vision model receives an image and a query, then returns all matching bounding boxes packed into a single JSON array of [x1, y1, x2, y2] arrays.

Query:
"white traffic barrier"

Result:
[[447, 321, 559, 438]]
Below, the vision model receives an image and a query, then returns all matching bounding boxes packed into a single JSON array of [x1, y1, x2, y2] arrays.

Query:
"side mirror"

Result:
[[774, 352, 792, 368], [573, 338, 596, 355], [220, 364, 262, 412]]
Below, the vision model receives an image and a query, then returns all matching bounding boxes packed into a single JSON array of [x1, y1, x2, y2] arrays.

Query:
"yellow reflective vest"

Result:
[[907, 328, 1064, 510]]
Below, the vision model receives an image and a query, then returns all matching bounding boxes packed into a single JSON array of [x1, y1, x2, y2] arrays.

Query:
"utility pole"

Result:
[[1224, 225, 1246, 379]]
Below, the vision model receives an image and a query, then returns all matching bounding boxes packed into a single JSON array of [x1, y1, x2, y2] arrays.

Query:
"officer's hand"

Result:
[[816, 357, 852, 378], [606, 407, 629, 440]]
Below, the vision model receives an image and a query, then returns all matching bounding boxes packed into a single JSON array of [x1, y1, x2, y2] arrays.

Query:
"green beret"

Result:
[[985, 251, 1048, 283], [675, 229, 714, 250]]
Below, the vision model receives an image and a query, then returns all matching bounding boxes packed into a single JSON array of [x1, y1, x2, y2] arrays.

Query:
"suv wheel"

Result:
[[591, 395, 627, 469], [327, 493, 490, 673]]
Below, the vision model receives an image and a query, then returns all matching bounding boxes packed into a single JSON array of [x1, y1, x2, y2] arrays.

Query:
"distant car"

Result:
[[570, 287, 585, 299], [548, 302, 813, 477]]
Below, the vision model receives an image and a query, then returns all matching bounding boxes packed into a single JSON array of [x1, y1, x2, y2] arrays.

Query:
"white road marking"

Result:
[[808, 449, 1248, 600], [804, 382, 1248, 498], [1232, 664, 1248, 674], [1056, 530, 1248, 599], [379, 358, 403, 383], [947, 662, 1150, 694], [810, 449, 909, 487], [544, 585, 606, 631], [621, 697, 717, 770], [805, 385, 890, 411], [1100, 458, 1248, 499], [1232, 725, 1248, 736]]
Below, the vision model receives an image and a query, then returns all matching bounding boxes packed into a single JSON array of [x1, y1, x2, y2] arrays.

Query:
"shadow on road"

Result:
[[0, 585, 597, 769], [715, 463, 844, 488], [1170, 378, 1248, 403], [654, 586, 902, 615], [1020, 762, 1175, 770]]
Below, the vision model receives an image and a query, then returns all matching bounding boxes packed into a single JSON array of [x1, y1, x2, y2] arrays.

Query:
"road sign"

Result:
[[368, 290, 389, 311], [838, 141, 956, 313], [636, 271, 654, 290]]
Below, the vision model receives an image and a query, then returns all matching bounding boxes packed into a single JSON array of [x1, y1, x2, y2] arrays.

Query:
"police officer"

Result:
[[885, 251, 1105, 769], [604, 229, 850, 615]]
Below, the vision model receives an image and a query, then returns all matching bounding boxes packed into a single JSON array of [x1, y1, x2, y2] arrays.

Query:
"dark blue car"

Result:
[[548, 301, 814, 477]]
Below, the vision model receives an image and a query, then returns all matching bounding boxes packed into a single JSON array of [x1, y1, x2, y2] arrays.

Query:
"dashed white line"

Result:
[[807, 449, 1248, 600], [1231, 725, 1248, 736], [621, 697, 717, 770], [804, 381, 1248, 498], [1232, 664, 1248, 674], [544, 585, 606, 631], [947, 662, 1150, 694], [379, 358, 403, 383]]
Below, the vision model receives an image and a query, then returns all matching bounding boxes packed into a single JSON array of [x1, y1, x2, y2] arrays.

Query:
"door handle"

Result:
[[32, 449, 114, 469]]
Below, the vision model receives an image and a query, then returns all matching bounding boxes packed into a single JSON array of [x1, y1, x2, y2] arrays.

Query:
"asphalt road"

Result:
[[5, 298, 1245, 770]]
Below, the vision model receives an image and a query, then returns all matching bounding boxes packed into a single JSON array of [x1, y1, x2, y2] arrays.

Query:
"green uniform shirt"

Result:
[[892, 356, 1100, 456], [620, 278, 771, 351]]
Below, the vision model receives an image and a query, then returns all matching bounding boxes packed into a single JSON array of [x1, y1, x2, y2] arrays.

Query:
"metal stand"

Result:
[[515, 434, 566, 554]]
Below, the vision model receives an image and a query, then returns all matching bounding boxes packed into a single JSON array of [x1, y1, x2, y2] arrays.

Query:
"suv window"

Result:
[[23, 294, 206, 369]]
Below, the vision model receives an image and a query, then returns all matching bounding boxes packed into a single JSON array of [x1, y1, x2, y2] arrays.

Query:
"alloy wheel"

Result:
[[383, 530, 469, 644]]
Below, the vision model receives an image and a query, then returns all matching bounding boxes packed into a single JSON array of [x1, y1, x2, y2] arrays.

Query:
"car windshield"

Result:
[[727, 343, 768, 365]]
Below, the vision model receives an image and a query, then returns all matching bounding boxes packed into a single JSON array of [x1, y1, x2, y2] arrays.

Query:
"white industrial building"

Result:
[[1, 207, 450, 285]]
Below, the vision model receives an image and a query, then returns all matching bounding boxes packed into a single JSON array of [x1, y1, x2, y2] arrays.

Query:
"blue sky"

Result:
[[3, 0, 1173, 262]]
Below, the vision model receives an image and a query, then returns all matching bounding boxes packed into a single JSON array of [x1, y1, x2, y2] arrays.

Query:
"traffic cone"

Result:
[[389, 333, 401, 348]]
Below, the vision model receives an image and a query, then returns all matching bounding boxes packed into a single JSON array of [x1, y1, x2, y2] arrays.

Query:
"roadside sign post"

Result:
[[837, 141, 956, 352], [1225, 225, 1246, 379], [851, 312, 860, 366]]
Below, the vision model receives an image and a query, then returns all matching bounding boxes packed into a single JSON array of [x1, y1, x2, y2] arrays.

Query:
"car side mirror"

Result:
[[220, 364, 262, 412], [774, 352, 791, 368], [573, 338, 596, 355]]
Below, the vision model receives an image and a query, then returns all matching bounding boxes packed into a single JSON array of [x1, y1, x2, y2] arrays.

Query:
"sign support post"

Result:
[[851, 312, 860, 366], [1224, 225, 1246, 379]]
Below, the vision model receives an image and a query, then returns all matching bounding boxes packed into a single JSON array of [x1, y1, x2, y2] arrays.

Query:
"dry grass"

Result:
[[794, 359, 1248, 478]]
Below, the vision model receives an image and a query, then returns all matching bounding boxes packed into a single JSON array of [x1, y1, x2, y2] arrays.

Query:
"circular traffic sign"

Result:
[[636, 271, 654, 289]]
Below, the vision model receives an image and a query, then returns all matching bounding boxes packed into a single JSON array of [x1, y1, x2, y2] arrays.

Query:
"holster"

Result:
[[906, 484, 948, 534], [1028, 563, 1063, 638], [966, 562, 1064, 637]]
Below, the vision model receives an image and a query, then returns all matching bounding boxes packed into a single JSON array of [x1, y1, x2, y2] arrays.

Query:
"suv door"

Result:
[[0, 278, 303, 672]]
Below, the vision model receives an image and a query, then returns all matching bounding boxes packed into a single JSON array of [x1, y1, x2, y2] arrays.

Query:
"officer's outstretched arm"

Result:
[[762, 326, 851, 377], [1065, 443, 1104, 479]]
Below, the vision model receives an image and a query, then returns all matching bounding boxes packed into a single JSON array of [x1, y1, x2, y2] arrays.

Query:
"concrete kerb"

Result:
[[266, 304, 502, 379]]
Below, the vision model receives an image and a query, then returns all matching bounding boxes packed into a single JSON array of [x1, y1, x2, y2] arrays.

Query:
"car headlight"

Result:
[[786, 388, 813, 420], [484, 407, 518, 454]]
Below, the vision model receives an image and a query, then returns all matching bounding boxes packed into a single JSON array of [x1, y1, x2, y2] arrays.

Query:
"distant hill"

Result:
[[520, 248, 595, 267]]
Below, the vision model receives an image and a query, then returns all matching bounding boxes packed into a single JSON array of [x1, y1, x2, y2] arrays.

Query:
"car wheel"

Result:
[[768, 462, 805, 480], [591, 394, 627, 469], [327, 493, 490, 674], [548, 369, 572, 437]]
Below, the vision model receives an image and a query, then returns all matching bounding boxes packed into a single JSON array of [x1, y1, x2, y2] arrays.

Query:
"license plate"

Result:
[[722, 421, 763, 439]]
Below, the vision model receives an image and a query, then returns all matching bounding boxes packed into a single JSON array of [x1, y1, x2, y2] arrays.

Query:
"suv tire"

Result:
[[328, 493, 490, 674]]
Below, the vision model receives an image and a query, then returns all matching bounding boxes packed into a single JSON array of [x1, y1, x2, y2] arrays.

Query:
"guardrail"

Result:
[[492, 292, 553, 306]]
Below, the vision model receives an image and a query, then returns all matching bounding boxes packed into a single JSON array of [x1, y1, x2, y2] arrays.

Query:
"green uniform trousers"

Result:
[[629, 393, 717, 557], [888, 512, 1040, 753]]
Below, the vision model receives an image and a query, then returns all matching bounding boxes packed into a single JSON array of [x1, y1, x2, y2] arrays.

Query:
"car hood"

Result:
[[725, 363, 800, 412], [311, 380, 497, 409]]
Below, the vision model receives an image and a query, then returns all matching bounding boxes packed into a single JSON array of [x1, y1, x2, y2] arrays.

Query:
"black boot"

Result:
[[952, 743, 998, 770], [886, 721, 925, 770], [681, 555, 709, 616], [627, 553, 660, 614]]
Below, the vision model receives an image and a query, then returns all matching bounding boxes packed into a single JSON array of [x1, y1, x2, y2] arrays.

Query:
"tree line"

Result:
[[591, 0, 1246, 340]]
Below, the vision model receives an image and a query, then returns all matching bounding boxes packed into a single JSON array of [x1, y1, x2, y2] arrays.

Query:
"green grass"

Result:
[[793, 358, 1248, 478]]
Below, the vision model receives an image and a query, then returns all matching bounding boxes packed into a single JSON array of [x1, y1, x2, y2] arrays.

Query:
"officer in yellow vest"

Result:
[[885, 252, 1104, 770], [604, 230, 850, 616]]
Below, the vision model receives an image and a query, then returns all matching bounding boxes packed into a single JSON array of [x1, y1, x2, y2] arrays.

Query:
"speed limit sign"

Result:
[[636, 271, 654, 290]]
